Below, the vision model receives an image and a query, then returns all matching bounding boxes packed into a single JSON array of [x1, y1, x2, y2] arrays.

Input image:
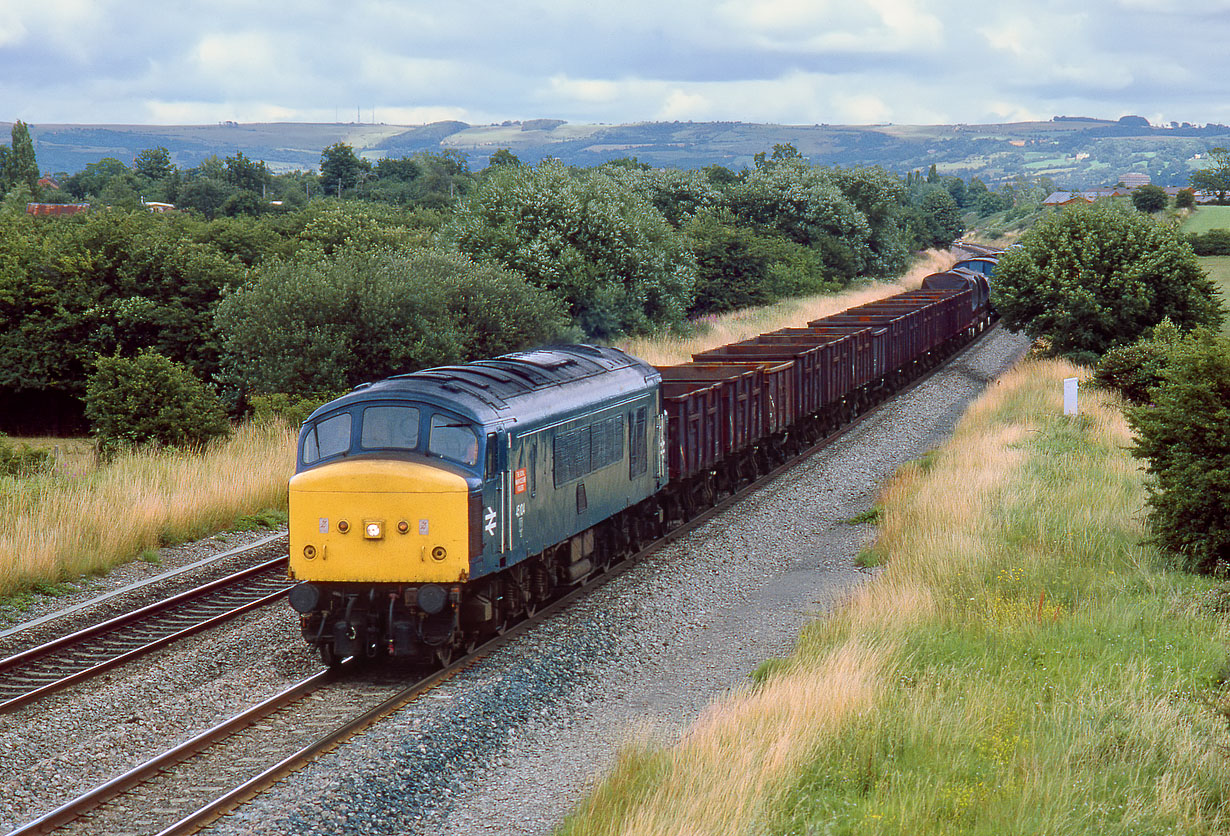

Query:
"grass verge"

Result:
[[1197, 255, 1230, 336], [558, 359, 1230, 835], [0, 421, 297, 601]]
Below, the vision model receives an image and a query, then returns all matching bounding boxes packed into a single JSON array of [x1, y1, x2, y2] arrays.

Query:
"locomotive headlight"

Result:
[[364, 520, 384, 539], [397, 520, 409, 535], [337, 520, 350, 534]]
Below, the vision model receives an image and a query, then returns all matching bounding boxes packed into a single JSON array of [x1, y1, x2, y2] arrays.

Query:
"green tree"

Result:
[[992, 203, 1224, 363], [85, 350, 230, 457], [1131, 184, 1168, 213], [728, 159, 873, 280], [176, 177, 233, 219], [319, 143, 369, 196], [918, 189, 964, 248], [441, 159, 695, 337], [4, 120, 40, 194], [1190, 147, 1230, 204], [214, 246, 567, 396], [62, 157, 127, 200], [1176, 188, 1197, 209], [488, 148, 521, 168], [224, 152, 271, 195], [602, 165, 723, 227], [1127, 330, 1230, 573], [683, 210, 836, 316], [133, 147, 175, 181]]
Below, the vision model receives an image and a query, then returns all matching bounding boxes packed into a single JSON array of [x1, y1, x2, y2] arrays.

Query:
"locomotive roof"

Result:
[[309, 344, 660, 429]]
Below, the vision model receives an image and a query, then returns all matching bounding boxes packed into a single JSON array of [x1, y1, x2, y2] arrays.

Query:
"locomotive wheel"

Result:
[[320, 644, 342, 668]]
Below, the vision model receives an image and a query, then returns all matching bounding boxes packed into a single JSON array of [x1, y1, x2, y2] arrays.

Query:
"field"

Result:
[[1198, 255, 1230, 335], [558, 359, 1230, 835], [1182, 205, 1230, 234]]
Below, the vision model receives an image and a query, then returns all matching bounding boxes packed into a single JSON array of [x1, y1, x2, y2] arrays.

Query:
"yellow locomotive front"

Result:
[[286, 400, 486, 665]]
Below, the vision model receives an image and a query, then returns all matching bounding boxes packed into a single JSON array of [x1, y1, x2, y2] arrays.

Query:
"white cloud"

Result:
[[0, 0, 106, 56], [1, 0, 1230, 129], [716, 0, 943, 53]]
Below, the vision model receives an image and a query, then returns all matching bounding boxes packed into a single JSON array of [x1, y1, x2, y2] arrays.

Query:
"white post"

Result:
[[1064, 378, 1079, 416]]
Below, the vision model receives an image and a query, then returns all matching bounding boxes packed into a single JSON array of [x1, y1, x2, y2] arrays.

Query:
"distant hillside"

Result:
[[12, 116, 1230, 188]]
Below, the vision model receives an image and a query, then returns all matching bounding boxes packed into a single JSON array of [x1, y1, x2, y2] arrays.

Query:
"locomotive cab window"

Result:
[[302, 412, 352, 465], [359, 405, 420, 450], [428, 414, 479, 466]]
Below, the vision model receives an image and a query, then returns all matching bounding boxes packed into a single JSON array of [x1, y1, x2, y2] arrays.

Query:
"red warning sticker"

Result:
[[514, 468, 527, 494]]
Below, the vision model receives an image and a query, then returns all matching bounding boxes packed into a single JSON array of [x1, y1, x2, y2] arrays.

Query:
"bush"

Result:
[[85, 351, 231, 457], [215, 246, 567, 396], [1185, 229, 1230, 256], [1176, 188, 1197, 209], [1092, 318, 1185, 404], [1131, 184, 1168, 213], [249, 392, 345, 427], [0, 433, 52, 476], [442, 159, 695, 338], [1127, 330, 1230, 573], [993, 203, 1224, 363]]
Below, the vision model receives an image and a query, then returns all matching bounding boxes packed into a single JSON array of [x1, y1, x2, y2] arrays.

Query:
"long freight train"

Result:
[[286, 253, 999, 665]]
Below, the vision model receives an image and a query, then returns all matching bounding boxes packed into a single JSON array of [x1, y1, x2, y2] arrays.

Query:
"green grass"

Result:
[[1182, 205, 1230, 234], [843, 507, 882, 526], [1198, 255, 1230, 336], [233, 508, 290, 531]]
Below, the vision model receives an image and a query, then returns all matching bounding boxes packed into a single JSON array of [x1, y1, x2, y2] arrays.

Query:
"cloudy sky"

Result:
[[2, 0, 1229, 127]]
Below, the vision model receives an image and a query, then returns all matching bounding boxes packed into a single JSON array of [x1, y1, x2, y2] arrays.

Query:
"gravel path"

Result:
[[197, 326, 1032, 836]]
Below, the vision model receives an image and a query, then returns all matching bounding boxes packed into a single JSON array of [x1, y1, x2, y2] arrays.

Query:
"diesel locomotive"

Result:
[[287, 254, 999, 665]]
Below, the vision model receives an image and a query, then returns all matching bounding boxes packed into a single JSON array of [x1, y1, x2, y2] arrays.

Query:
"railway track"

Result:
[[0, 557, 293, 713], [5, 323, 1002, 836]]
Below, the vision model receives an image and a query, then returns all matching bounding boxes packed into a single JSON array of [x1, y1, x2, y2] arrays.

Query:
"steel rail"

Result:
[[0, 533, 286, 641], [0, 557, 292, 712]]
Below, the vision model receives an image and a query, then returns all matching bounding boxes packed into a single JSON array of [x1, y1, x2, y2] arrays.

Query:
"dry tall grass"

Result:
[[0, 421, 297, 599], [617, 249, 958, 366]]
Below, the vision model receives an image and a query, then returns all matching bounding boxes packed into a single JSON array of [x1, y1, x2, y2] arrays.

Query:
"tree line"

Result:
[[2, 132, 1028, 435]]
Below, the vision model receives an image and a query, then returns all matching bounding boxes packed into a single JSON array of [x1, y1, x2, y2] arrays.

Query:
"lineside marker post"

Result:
[[1063, 377, 1078, 416]]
